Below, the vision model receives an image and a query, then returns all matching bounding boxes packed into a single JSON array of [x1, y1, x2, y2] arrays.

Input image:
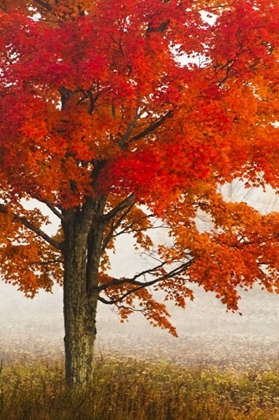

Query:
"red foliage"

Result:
[[1, 0, 279, 334]]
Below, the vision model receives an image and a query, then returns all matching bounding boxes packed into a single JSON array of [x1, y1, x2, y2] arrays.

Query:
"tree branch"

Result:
[[98, 261, 187, 304], [98, 259, 193, 297], [98, 285, 147, 304], [102, 202, 135, 252], [0, 0, 8, 12], [87, 90, 99, 115], [146, 19, 170, 36], [129, 110, 173, 142], [118, 109, 141, 149], [103, 193, 136, 222], [34, 0, 53, 12], [37, 199, 65, 221], [112, 215, 164, 239], [0, 204, 63, 251]]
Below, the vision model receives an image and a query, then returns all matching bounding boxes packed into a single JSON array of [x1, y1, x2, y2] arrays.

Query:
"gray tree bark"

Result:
[[62, 197, 106, 386]]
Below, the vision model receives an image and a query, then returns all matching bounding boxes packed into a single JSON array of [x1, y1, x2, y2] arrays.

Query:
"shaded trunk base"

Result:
[[64, 326, 97, 386], [64, 291, 99, 386]]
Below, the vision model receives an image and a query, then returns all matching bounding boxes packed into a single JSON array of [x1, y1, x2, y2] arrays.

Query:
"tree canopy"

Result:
[[1, 0, 279, 383]]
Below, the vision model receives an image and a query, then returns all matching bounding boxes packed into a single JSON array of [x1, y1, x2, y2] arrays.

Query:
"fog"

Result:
[[1, 182, 279, 370], [1, 270, 279, 371]]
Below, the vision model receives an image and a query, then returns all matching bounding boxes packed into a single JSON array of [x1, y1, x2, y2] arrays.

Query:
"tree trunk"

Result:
[[63, 277, 98, 385], [62, 199, 105, 386], [63, 235, 99, 385]]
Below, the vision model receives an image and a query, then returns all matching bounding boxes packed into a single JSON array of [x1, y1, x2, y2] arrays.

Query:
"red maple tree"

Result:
[[1, 0, 279, 385]]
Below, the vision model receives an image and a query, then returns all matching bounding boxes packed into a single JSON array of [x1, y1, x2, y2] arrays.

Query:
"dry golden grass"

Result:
[[1, 356, 279, 420], [1, 284, 279, 419]]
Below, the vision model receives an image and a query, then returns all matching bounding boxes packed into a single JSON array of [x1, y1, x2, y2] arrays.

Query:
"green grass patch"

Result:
[[0, 356, 279, 419]]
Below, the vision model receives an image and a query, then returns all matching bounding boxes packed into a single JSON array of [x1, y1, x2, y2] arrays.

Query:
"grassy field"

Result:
[[1, 356, 279, 420], [1, 283, 279, 419]]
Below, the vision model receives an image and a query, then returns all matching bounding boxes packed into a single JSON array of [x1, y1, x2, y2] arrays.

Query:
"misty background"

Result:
[[1, 181, 279, 370]]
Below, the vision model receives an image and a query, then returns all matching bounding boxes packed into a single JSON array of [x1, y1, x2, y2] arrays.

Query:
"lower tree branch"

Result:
[[0, 204, 63, 251], [41, 199, 65, 221], [98, 259, 194, 304]]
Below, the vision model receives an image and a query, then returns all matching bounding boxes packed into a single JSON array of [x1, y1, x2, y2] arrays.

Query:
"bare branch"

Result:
[[102, 202, 135, 252], [103, 193, 135, 222], [112, 216, 166, 239], [34, 0, 53, 12], [98, 286, 148, 304], [0, 204, 63, 251], [98, 259, 193, 297], [87, 90, 99, 115], [98, 260, 189, 304], [118, 109, 141, 149], [129, 110, 173, 142], [146, 19, 170, 35], [17, 217, 63, 250], [99, 261, 166, 291], [41, 200, 65, 221], [29, 259, 63, 266]]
